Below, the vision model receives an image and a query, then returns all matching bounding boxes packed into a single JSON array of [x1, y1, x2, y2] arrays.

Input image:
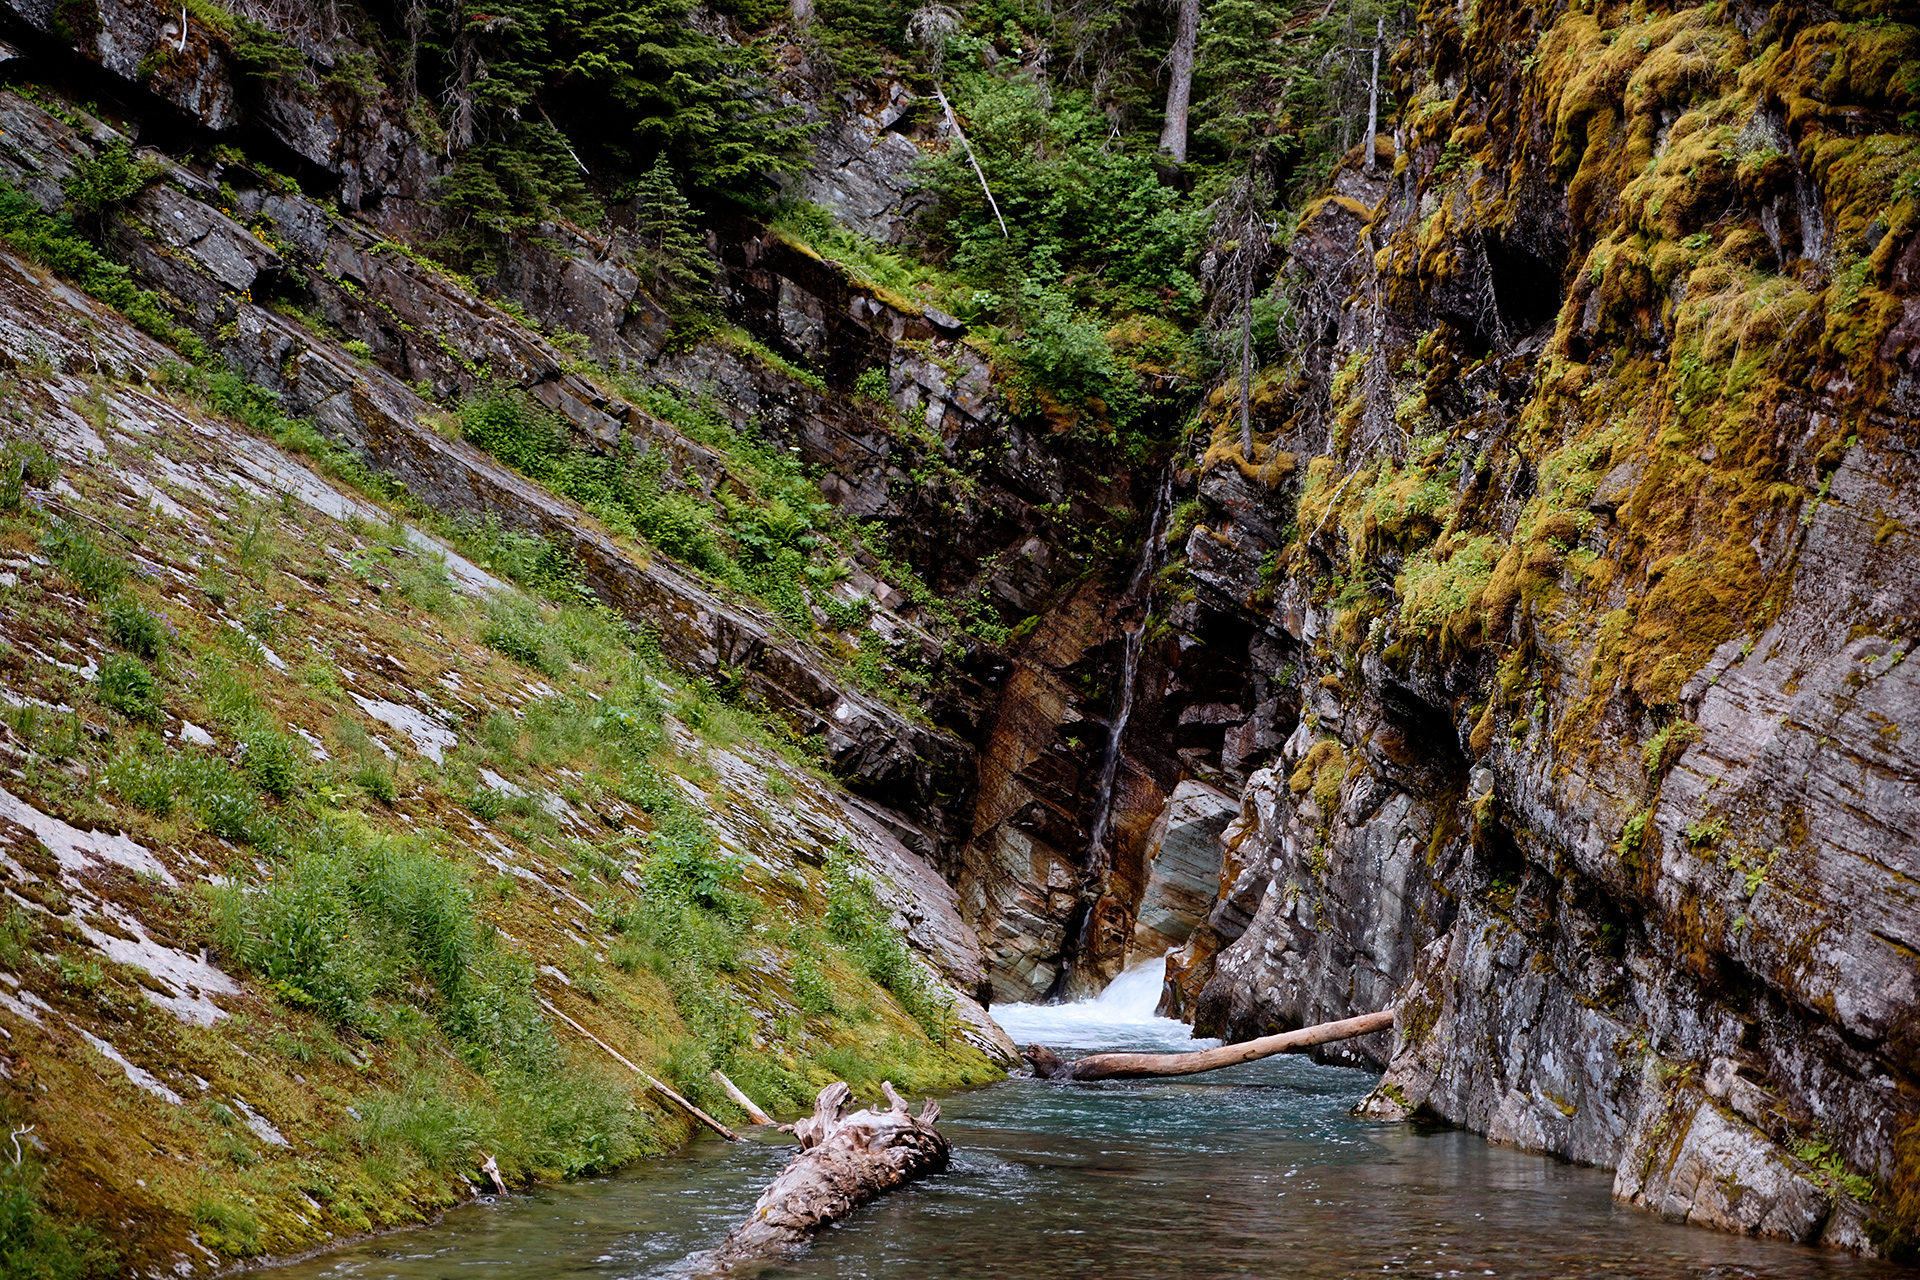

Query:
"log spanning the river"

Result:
[[1023, 1009, 1395, 1081], [700, 1081, 949, 1272]]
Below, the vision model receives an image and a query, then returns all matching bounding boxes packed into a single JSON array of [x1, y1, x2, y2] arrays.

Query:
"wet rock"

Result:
[[1132, 780, 1236, 953], [1615, 1073, 1831, 1244]]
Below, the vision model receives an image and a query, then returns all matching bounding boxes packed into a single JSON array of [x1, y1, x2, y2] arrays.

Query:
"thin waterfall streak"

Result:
[[1084, 469, 1176, 878]]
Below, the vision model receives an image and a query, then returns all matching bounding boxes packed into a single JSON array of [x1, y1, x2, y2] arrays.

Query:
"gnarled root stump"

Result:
[[700, 1081, 949, 1272], [1025, 1009, 1395, 1081]]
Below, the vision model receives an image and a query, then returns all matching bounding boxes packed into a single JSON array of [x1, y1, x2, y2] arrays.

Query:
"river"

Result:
[[275, 965, 1902, 1278]]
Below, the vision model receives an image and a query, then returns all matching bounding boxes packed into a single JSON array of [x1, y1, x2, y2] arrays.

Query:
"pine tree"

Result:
[[628, 155, 715, 301]]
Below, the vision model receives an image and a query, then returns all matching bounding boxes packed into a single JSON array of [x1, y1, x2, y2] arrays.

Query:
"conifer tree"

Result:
[[628, 155, 715, 301]]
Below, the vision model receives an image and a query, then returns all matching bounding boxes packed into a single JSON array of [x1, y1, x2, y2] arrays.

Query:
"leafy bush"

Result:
[[455, 515, 581, 599], [789, 950, 836, 1016], [62, 139, 164, 221], [105, 596, 167, 659], [104, 737, 179, 816], [41, 521, 126, 598], [239, 726, 302, 799], [0, 178, 203, 356], [211, 827, 553, 1068], [354, 763, 398, 804], [640, 806, 751, 921], [0, 438, 57, 512], [480, 596, 571, 677], [460, 390, 569, 484], [94, 654, 162, 722]]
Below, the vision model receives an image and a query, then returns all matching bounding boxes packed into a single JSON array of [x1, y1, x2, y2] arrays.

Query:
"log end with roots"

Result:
[[698, 1081, 950, 1273]]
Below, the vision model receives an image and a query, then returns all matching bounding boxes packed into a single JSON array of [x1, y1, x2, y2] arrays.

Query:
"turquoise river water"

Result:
[[272, 966, 1909, 1279]]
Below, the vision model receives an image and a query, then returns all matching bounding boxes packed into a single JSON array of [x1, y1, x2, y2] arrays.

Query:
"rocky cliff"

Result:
[[1109, 0, 1920, 1255]]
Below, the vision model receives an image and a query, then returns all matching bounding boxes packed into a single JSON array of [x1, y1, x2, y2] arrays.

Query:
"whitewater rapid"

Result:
[[988, 958, 1221, 1055]]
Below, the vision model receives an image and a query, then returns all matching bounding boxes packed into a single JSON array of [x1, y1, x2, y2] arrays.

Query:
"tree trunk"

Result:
[[1238, 293, 1255, 458], [1363, 15, 1383, 172], [933, 83, 1009, 237], [1023, 1009, 1394, 1081], [1158, 0, 1202, 164], [699, 1083, 949, 1272], [711, 1070, 779, 1126]]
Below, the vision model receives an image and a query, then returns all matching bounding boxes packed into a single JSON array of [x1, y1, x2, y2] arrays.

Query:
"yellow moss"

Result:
[[1289, 739, 1349, 817]]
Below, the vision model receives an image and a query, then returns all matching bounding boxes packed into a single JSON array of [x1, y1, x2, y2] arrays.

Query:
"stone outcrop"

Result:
[[1089, 0, 1920, 1256], [5, 0, 1916, 1256]]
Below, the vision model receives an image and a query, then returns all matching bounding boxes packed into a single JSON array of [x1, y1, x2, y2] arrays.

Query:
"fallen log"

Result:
[[1023, 1008, 1395, 1081], [711, 1069, 779, 1127], [535, 995, 740, 1141], [699, 1081, 949, 1272]]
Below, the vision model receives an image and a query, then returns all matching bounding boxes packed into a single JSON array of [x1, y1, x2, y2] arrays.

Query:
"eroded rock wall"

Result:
[[1121, 0, 1920, 1254]]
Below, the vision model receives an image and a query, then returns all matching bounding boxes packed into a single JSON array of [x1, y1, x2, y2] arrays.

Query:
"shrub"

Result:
[[0, 438, 56, 512], [41, 520, 126, 598], [94, 654, 161, 722], [457, 516, 580, 599], [62, 139, 164, 221], [176, 753, 276, 846], [460, 391, 568, 483], [480, 596, 570, 677], [853, 366, 891, 403], [0, 178, 202, 354], [354, 763, 398, 804], [239, 727, 302, 799], [212, 828, 553, 1068], [104, 596, 166, 658], [105, 738, 179, 815], [789, 950, 836, 1016]]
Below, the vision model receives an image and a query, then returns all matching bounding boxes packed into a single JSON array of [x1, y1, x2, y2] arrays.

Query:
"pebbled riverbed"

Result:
[[274, 968, 1904, 1279]]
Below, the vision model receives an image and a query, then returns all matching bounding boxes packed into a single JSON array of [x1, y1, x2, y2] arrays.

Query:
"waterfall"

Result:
[[1083, 468, 1175, 879], [1046, 469, 1176, 1001]]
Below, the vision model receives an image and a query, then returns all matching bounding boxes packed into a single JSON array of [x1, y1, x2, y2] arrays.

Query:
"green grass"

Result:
[[0, 1162, 119, 1279], [824, 848, 953, 1037]]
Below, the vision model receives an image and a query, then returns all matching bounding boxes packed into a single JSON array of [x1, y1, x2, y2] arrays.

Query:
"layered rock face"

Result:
[[1104, 0, 1920, 1253], [0, 0, 1188, 1006]]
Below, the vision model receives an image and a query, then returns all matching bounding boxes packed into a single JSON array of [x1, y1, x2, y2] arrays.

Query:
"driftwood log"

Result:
[[1024, 1009, 1395, 1081], [701, 1081, 949, 1272]]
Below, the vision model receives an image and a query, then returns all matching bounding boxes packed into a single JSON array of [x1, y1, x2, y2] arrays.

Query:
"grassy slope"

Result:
[[0, 248, 998, 1274]]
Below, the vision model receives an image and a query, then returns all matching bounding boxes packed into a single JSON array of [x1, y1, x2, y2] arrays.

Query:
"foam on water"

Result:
[[989, 957, 1219, 1055]]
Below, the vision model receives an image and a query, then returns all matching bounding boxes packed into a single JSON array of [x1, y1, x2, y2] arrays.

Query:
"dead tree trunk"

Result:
[[1363, 15, 1383, 172], [1158, 0, 1202, 164], [1024, 1009, 1393, 1081], [700, 1082, 949, 1272]]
